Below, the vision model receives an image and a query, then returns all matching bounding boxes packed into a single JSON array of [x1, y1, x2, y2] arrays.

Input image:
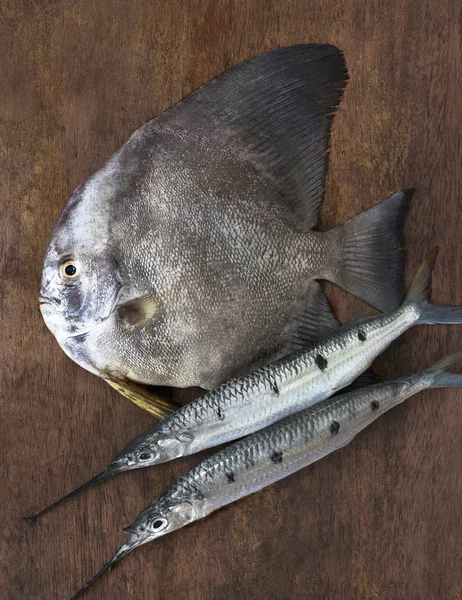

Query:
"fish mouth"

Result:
[[67, 330, 91, 340], [39, 301, 92, 340], [40, 281, 125, 341], [39, 295, 61, 307]]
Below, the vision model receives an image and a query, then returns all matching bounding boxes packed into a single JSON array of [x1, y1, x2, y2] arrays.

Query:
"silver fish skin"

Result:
[[71, 349, 462, 598], [40, 44, 411, 393], [28, 250, 462, 530], [108, 250, 462, 470], [139, 349, 462, 525], [31, 251, 462, 524]]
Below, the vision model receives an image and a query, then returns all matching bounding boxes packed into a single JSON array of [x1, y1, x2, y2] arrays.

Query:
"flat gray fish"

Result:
[[27, 249, 462, 520], [69, 349, 462, 599], [40, 44, 410, 408]]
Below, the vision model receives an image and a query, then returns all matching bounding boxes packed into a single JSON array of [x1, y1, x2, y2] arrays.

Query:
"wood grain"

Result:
[[1, 1, 461, 598]]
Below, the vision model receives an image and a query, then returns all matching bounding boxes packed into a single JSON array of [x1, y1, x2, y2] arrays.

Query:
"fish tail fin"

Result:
[[405, 248, 462, 324], [424, 350, 462, 388], [324, 190, 412, 312]]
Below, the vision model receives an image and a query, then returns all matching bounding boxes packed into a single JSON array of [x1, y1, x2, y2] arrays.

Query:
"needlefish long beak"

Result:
[[70, 538, 139, 599], [23, 463, 124, 522]]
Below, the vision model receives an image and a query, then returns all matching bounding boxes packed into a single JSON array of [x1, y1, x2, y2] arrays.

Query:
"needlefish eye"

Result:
[[137, 448, 155, 461], [59, 259, 80, 281], [150, 516, 168, 532]]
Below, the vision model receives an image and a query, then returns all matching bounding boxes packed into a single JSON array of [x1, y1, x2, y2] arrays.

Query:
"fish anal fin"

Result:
[[338, 369, 381, 394], [273, 281, 340, 360], [105, 376, 180, 419]]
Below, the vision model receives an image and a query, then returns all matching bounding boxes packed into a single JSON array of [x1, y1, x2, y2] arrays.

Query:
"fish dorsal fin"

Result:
[[161, 45, 348, 230]]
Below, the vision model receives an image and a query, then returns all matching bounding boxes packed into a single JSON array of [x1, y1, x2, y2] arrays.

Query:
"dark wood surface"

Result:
[[1, 1, 461, 599]]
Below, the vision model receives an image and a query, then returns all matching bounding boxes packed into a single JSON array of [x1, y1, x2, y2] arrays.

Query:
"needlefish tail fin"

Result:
[[425, 349, 462, 388], [405, 247, 462, 325], [105, 377, 180, 419], [324, 189, 413, 312]]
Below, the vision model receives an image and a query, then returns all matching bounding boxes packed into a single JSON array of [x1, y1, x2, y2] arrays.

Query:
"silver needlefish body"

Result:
[[40, 44, 411, 403], [27, 249, 462, 521], [69, 349, 462, 598]]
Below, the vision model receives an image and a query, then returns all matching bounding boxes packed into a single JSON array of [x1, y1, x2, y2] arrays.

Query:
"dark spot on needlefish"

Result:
[[371, 400, 380, 411], [330, 421, 340, 435], [226, 472, 235, 483], [315, 354, 328, 371], [358, 330, 367, 341], [271, 381, 279, 395], [270, 451, 283, 463], [216, 406, 225, 421]]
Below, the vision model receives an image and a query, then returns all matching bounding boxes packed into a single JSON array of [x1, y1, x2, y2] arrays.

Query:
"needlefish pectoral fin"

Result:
[[70, 541, 137, 600], [105, 376, 181, 418]]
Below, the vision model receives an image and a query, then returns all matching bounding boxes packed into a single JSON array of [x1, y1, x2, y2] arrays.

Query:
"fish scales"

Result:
[[69, 350, 462, 599], [138, 363, 447, 521], [40, 44, 412, 410], [145, 303, 417, 458], [29, 251, 462, 526]]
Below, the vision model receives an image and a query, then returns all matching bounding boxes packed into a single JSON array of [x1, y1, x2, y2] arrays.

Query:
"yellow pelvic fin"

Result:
[[105, 376, 180, 420]]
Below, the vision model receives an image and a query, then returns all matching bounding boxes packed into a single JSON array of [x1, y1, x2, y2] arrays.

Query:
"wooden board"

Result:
[[1, 1, 461, 598]]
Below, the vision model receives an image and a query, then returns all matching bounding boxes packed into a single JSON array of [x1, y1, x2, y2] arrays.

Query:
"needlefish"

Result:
[[39, 43, 411, 416], [69, 348, 462, 598], [27, 249, 462, 521]]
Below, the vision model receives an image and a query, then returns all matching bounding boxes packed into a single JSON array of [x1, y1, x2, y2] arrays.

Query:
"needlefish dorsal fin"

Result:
[[159, 44, 348, 231]]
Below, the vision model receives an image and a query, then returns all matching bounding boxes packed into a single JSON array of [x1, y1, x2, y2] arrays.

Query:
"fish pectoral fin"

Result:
[[167, 44, 348, 231], [271, 281, 340, 360], [115, 294, 160, 327], [105, 376, 180, 419]]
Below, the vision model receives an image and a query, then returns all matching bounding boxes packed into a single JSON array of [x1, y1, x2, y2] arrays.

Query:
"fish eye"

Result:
[[137, 448, 154, 461], [150, 516, 168, 532], [59, 260, 80, 281]]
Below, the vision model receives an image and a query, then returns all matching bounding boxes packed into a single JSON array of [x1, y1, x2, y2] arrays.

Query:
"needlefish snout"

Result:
[[70, 501, 194, 599], [24, 467, 120, 522]]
